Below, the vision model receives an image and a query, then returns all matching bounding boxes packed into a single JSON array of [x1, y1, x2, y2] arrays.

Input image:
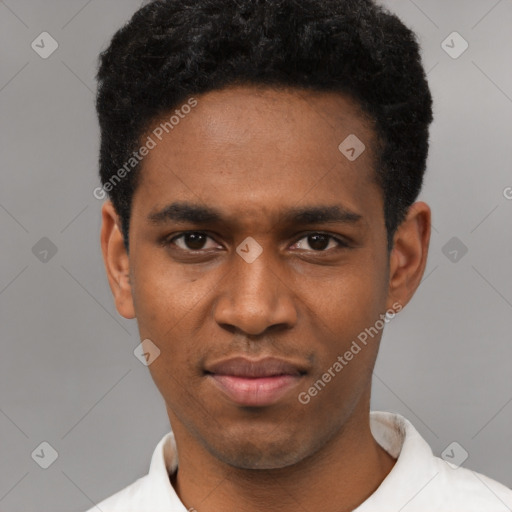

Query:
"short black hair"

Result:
[[96, 0, 433, 253]]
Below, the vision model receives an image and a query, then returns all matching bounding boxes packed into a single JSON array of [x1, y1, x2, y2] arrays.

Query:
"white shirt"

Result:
[[85, 411, 512, 511]]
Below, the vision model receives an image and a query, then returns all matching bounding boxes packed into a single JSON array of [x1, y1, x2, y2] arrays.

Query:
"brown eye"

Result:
[[306, 234, 330, 251], [182, 232, 207, 250], [167, 232, 218, 251], [292, 233, 347, 252]]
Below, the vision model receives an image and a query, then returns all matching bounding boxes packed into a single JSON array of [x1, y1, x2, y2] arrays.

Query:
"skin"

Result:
[[100, 85, 431, 512]]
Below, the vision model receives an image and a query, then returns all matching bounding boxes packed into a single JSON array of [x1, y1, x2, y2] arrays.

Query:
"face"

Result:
[[101, 85, 429, 470]]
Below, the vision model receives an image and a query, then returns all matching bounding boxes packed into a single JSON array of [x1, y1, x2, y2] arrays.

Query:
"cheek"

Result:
[[129, 259, 213, 395], [300, 257, 388, 397], [131, 265, 205, 410], [308, 259, 386, 336], [132, 253, 208, 334]]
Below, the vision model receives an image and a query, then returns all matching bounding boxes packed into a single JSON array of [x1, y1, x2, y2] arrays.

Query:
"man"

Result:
[[88, 0, 512, 510]]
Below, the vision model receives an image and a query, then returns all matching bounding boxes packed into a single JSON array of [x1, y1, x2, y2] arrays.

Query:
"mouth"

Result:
[[204, 356, 307, 407]]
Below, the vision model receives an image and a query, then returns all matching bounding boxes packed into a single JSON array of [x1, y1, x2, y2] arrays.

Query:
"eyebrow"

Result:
[[147, 201, 363, 226]]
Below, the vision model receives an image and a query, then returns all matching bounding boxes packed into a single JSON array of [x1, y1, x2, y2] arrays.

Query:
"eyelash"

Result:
[[161, 231, 350, 253]]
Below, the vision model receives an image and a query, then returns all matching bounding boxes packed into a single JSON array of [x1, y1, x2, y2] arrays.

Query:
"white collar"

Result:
[[93, 411, 512, 511], [144, 410, 437, 510]]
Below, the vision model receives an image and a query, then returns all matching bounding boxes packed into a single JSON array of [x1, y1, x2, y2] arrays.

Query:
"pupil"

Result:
[[309, 234, 329, 251], [185, 233, 206, 250]]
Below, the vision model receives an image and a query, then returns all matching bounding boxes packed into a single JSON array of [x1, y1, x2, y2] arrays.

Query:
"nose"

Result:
[[213, 247, 298, 336]]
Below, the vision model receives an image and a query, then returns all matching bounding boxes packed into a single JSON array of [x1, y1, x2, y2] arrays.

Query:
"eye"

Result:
[[165, 232, 220, 251], [162, 231, 349, 254], [291, 233, 348, 252]]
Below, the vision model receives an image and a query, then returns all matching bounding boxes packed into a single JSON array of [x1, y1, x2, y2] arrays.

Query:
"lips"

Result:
[[205, 357, 306, 407], [206, 357, 305, 378]]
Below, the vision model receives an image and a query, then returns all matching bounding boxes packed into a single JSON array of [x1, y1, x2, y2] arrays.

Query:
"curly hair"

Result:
[[96, 0, 433, 253]]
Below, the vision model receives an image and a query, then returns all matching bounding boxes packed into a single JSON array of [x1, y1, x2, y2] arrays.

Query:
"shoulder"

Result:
[[82, 431, 178, 512], [366, 411, 512, 511], [83, 475, 151, 512], [425, 457, 512, 510]]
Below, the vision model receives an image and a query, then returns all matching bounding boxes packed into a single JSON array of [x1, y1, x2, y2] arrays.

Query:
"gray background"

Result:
[[1, 0, 511, 511]]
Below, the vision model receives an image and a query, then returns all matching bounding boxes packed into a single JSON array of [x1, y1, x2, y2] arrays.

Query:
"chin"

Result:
[[201, 427, 315, 470], [217, 443, 306, 470]]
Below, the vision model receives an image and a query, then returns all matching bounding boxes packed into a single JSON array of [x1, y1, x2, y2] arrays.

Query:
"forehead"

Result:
[[132, 85, 383, 227]]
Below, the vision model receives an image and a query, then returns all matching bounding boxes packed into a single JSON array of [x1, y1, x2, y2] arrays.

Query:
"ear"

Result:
[[386, 201, 431, 312], [100, 201, 135, 319]]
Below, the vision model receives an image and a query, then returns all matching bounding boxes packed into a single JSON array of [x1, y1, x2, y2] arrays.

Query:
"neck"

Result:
[[168, 395, 396, 512]]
